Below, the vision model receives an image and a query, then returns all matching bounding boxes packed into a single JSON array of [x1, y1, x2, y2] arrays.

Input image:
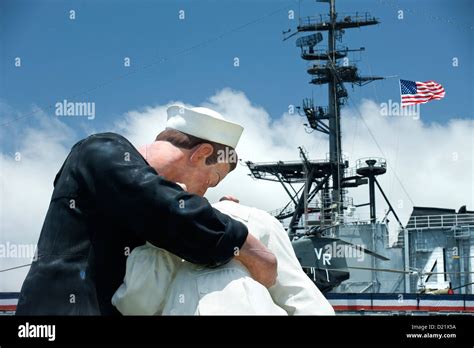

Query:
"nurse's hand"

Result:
[[219, 195, 240, 203]]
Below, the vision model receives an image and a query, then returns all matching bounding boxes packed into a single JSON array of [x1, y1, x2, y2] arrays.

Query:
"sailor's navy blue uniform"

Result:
[[15, 133, 248, 315]]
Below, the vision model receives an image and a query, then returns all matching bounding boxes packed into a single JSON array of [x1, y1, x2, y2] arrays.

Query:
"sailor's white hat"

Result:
[[166, 105, 244, 148]]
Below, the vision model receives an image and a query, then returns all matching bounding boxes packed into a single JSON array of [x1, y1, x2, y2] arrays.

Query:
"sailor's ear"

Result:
[[189, 143, 214, 164]]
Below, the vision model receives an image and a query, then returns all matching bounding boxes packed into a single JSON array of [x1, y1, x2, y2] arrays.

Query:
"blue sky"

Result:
[[0, 0, 472, 144]]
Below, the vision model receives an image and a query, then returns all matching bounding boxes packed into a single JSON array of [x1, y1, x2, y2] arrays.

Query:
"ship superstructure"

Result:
[[245, 0, 474, 312]]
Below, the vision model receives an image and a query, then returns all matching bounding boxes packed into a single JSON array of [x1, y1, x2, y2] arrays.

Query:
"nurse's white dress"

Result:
[[112, 201, 335, 315]]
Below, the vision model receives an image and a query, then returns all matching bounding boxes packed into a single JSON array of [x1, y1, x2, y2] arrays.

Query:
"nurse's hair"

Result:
[[155, 128, 238, 171]]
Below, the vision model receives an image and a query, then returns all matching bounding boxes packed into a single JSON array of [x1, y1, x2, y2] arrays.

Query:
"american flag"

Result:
[[400, 79, 445, 107]]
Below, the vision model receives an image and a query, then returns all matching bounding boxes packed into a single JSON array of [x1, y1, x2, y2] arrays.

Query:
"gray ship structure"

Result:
[[245, 0, 474, 314]]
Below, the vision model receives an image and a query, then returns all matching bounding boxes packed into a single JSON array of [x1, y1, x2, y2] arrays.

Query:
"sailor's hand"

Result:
[[219, 195, 240, 203], [235, 234, 277, 288]]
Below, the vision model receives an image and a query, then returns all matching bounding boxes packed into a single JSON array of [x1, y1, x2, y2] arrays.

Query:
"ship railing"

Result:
[[301, 46, 349, 56], [299, 14, 330, 27], [248, 159, 329, 167], [355, 157, 387, 170], [299, 12, 377, 27], [325, 152, 349, 163], [305, 197, 353, 210], [344, 167, 358, 178], [269, 204, 295, 218], [343, 215, 385, 225], [405, 214, 474, 230], [303, 203, 377, 225], [454, 226, 471, 239]]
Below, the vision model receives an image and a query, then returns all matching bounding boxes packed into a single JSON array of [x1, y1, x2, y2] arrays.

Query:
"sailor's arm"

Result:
[[235, 233, 277, 288], [76, 133, 248, 267]]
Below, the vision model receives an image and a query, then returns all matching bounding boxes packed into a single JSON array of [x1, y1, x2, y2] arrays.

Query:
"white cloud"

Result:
[[1, 89, 473, 291], [0, 109, 75, 291], [340, 99, 473, 227]]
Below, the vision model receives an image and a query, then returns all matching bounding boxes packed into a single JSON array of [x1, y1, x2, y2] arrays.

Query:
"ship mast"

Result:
[[300, 0, 383, 216], [247, 0, 386, 237], [327, 0, 341, 212]]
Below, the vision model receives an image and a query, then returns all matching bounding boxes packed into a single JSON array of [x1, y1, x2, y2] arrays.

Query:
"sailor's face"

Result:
[[182, 162, 230, 196]]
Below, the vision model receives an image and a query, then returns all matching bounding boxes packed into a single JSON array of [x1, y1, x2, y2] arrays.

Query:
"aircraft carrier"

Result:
[[1, 0, 472, 316], [244, 0, 474, 315]]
